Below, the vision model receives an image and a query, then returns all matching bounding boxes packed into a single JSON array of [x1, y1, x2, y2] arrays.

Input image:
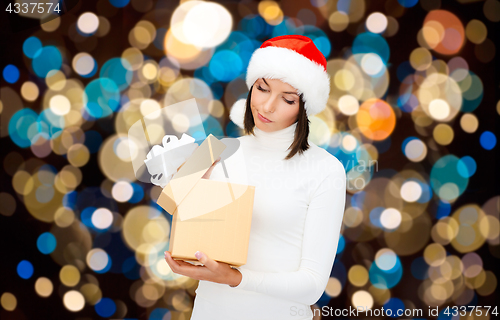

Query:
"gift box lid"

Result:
[[157, 134, 227, 221]]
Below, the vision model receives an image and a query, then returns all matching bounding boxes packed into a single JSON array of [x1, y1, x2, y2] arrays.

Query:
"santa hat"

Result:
[[229, 35, 330, 129]]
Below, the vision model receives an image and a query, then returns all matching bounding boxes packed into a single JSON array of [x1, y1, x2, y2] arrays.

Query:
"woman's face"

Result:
[[250, 78, 300, 132]]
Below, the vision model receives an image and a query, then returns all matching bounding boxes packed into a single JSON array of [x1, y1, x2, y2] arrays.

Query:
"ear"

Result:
[[229, 99, 247, 129]]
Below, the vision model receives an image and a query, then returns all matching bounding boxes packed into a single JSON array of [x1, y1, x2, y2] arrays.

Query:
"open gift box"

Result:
[[157, 134, 255, 267]]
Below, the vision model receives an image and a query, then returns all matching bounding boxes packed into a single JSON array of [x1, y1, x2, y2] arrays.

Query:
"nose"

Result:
[[262, 95, 277, 114]]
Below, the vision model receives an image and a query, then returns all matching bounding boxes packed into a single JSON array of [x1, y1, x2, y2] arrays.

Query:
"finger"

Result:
[[202, 160, 219, 179], [194, 251, 218, 271], [165, 252, 206, 277], [165, 251, 181, 270]]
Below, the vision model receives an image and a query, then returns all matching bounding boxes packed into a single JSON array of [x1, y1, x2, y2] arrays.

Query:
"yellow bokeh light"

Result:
[[49, 95, 71, 116], [12, 170, 34, 195], [63, 290, 85, 312], [112, 180, 134, 202], [46, 70, 67, 91], [67, 144, 90, 167], [140, 99, 161, 117], [366, 12, 387, 34], [142, 62, 158, 81], [54, 206, 75, 227], [410, 47, 433, 71], [465, 19, 487, 44], [433, 123, 454, 145], [92, 208, 114, 229], [35, 277, 54, 297], [343, 207, 364, 228], [60, 265, 81, 287], [122, 47, 144, 71], [325, 277, 342, 297], [348, 265, 369, 287], [0, 292, 17, 311], [87, 248, 110, 272], [329, 11, 349, 32], [122, 206, 170, 251], [21, 81, 40, 102], [424, 243, 447, 266], [351, 290, 373, 310], [428, 99, 451, 121], [460, 113, 479, 133], [80, 283, 102, 305], [334, 69, 356, 91], [77, 12, 99, 34], [380, 208, 402, 230], [400, 180, 422, 202], [72, 53, 95, 76], [258, 1, 284, 25], [338, 95, 359, 116]]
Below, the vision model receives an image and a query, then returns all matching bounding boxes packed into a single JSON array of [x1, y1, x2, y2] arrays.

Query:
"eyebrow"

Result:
[[261, 78, 299, 96]]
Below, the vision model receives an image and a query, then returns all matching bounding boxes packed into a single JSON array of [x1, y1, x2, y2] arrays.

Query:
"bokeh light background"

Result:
[[1, 0, 499, 319]]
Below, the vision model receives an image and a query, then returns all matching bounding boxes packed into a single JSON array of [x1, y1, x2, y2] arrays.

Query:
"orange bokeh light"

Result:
[[423, 10, 465, 55], [356, 98, 396, 141]]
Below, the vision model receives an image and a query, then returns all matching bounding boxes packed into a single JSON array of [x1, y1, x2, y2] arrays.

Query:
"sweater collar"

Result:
[[252, 121, 297, 151]]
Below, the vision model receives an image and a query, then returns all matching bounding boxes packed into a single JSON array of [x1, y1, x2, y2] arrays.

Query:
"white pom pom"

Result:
[[229, 99, 247, 129]]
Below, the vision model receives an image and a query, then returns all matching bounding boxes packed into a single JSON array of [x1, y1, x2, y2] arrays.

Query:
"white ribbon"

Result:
[[144, 133, 198, 188]]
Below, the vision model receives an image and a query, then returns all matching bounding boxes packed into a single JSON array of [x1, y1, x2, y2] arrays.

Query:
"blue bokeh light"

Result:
[[3, 64, 20, 83], [398, 0, 419, 8], [239, 15, 270, 39], [83, 78, 121, 119], [32, 46, 63, 78], [352, 32, 390, 65], [109, 0, 130, 8], [411, 256, 429, 280], [129, 183, 144, 204], [149, 308, 171, 320], [17, 260, 34, 279], [38, 109, 65, 139], [369, 255, 403, 289], [23, 36, 43, 58], [436, 200, 452, 219], [122, 256, 141, 280], [95, 297, 117, 317], [383, 297, 406, 318], [8, 108, 39, 148], [99, 58, 133, 92], [479, 131, 496, 150], [37, 232, 57, 254], [336, 235, 345, 254], [209, 50, 243, 82], [457, 156, 476, 178]]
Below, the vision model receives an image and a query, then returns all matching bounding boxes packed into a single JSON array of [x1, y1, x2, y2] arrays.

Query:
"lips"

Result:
[[258, 113, 272, 122]]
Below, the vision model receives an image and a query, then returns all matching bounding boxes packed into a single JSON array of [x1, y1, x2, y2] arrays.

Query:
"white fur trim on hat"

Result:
[[245, 46, 330, 117], [229, 98, 247, 129]]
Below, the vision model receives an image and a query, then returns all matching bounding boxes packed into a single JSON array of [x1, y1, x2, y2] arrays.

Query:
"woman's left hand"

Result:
[[164, 250, 241, 286]]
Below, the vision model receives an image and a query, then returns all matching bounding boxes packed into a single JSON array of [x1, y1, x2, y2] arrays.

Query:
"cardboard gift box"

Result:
[[157, 134, 255, 267]]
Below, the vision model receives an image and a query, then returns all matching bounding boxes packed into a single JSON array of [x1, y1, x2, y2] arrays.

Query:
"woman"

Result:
[[165, 35, 347, 320]]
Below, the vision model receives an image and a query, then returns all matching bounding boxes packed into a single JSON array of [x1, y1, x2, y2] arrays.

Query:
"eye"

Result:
[[283, 97, 295, 105], [257, 85, 268, 92]]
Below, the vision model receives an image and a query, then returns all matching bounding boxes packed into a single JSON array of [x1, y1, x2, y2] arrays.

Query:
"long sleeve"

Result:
[[230, 160, 347, 306]]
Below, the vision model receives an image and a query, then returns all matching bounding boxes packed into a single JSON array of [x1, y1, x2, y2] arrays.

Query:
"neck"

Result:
[[252, 121, 297, 151]]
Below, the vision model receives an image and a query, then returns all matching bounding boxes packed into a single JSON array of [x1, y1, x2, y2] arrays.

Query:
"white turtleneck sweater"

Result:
[[190, 122, 347, 320]]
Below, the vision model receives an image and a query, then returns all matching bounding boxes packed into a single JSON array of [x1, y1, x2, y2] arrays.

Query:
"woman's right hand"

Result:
[[202, 156, 221, 179]]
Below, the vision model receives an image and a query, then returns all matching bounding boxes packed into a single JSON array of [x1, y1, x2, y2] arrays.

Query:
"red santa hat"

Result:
[[229, 34, 330, 129]]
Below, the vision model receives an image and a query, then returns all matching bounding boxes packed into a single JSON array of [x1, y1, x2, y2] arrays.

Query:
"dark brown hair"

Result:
[[242, 85, 310, 160]]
